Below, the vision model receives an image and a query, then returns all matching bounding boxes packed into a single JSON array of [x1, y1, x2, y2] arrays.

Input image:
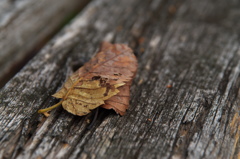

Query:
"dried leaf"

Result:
[[38, 42, 138, 116]]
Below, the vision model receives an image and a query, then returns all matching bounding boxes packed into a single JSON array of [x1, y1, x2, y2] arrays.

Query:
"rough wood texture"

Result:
[[0, 0, 239, 158], [0, 0, 90, 87]]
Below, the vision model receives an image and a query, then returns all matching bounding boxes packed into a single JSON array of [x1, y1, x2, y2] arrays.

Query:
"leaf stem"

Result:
[[38, 101, 63, 113]]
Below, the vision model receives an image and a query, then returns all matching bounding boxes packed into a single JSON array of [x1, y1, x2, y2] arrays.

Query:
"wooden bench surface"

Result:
[[0, 0, 239, 158]]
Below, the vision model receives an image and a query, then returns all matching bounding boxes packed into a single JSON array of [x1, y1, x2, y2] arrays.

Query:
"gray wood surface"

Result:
[[0, 0, 239, 159], [0, 0, 90, 87]]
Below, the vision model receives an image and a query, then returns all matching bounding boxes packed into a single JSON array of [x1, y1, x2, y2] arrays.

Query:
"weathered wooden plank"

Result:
[[0, 0, 90, 88], [0, 0, 239, 159]]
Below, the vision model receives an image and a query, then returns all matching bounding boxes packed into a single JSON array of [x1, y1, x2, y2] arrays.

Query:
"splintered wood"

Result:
[[38, 42, 138, 116]]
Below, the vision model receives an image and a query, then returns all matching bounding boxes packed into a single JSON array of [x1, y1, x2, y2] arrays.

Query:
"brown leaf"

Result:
[[102, 82, 131, 115], [38, 42, 138, 116]]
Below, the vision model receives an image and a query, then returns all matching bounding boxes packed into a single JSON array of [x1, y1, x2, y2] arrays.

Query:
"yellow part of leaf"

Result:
[[114, 83, 125, 87], [62, 99, 91, 116], [71, 83, 124, 99], [52, 87, 67, 98], [67, 94, 106, 104], [53, 79, 125, 99], [52, 78, 101, 99], [64, 78, 74, 89], [52, 79, 125, 116], [75, 80, 103, 89]]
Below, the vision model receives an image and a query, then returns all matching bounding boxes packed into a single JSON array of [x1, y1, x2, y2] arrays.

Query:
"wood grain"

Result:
[[0, 0, 239, 158], [0, 0, 90, 87]]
